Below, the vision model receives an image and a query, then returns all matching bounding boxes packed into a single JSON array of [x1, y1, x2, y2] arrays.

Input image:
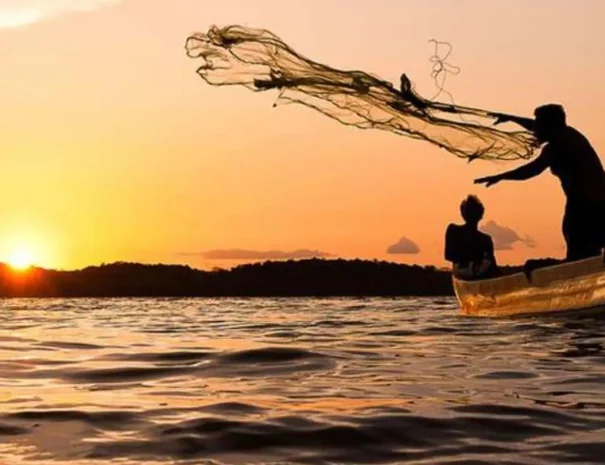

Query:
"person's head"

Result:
[[534, 104, 566, 142], [460, 195, 484, 226]]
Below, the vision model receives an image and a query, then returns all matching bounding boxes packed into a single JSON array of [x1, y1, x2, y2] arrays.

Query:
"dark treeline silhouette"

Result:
[[0, 259, 530, 298], [0, 259, 476, 298]]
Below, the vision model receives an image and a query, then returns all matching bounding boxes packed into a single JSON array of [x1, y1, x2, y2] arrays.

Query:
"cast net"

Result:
[[185, 25, 538, 161]]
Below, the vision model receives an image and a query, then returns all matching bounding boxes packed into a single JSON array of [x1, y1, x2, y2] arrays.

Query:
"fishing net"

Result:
[[185, 25, 538, 161]]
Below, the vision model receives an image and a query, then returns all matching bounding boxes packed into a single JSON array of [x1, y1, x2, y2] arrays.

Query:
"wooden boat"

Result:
[[454, 255, 605, 317]]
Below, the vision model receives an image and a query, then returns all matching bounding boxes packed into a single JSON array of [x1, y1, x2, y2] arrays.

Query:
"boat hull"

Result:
[[454, 256, 605, 317]]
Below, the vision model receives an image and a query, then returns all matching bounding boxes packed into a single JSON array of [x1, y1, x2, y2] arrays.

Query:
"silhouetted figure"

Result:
[[445, 195, 499, 280], [475, 104, 605, 261]]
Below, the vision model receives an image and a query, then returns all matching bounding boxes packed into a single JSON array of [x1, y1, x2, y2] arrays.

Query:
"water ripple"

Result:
[[0, 297, 603, 464]]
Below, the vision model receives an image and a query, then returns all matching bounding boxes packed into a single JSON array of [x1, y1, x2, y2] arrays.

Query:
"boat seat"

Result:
[[523, 258, 562, 282]]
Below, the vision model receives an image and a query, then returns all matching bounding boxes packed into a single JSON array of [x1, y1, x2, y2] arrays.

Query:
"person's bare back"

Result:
[[445, 196, 499, 280], [475, 104, 605, 260]]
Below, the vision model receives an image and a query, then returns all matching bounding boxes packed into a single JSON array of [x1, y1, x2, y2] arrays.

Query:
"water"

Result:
[[0, 298, 604, 464]]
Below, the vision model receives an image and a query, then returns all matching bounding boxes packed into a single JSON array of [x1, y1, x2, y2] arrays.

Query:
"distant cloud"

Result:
[[481, 220, 536, 250], [386, 236, 420, 255], [181, 249, 335, 261], [0, 0, 122, 28]]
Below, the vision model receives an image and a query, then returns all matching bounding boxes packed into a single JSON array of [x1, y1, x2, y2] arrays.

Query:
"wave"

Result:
[[0, 297, 604, 464]]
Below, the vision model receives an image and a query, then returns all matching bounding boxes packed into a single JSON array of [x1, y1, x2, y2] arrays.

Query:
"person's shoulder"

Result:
[[547, 126, 583, 147], [567, 126, 582, 137], [563, 126, 598, 154], [478, 230, 494, 244], [446, 223, 462, 234], [565, 126, 590, 144]]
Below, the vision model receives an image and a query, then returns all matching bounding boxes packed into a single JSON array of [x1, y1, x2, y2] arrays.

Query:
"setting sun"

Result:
[[7, 247, 35, 270], [1, 228, 56, 270]]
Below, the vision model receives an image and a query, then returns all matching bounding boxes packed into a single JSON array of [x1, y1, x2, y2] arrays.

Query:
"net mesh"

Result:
[[185, 25, 538, 161]]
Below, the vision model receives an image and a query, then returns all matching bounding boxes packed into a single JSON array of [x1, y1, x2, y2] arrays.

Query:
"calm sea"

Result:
[[0, 297, 604, 464]]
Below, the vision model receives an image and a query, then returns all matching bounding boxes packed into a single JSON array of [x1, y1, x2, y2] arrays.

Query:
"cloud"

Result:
[[0, 0, 122, 28], [180, 249, 335, 261], [481, 220, 536, 250], [386, 236, 420, 255]]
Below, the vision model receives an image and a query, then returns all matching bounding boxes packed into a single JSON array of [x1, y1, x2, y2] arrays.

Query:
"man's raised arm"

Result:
[[475, 149, 551, 187], [493, 113, 536, 132]]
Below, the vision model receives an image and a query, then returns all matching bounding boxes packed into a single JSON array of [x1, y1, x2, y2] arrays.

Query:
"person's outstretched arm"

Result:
[[493, 113, 536, 132], [474, 148, 551, 187]]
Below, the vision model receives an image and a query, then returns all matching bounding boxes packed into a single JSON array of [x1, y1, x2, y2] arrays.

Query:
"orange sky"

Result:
[[1, 0, 604, 270]]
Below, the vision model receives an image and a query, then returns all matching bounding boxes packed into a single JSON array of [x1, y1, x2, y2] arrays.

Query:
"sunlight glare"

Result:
[[0, 8, 42, 29], [8, 247, 35, 270]]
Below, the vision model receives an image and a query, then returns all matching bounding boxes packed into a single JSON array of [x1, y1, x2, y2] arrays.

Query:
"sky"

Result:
[[1, 0, 604, 270]]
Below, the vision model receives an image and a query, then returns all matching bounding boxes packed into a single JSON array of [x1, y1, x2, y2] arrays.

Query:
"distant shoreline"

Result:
[[0, 259, 526, 298]]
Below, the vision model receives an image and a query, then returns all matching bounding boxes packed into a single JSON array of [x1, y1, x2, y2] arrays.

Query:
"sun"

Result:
[[8, 247, 35, 271]]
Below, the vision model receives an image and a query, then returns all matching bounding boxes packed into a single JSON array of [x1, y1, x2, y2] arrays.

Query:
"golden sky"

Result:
[[1, 0, 604, 270]]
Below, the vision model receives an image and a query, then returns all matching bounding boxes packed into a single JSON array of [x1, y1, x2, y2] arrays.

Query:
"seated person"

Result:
[[445, 195, 499, 280]]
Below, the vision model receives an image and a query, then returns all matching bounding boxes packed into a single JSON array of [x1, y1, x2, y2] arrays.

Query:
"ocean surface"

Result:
[[0, 298, 604, 464]]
